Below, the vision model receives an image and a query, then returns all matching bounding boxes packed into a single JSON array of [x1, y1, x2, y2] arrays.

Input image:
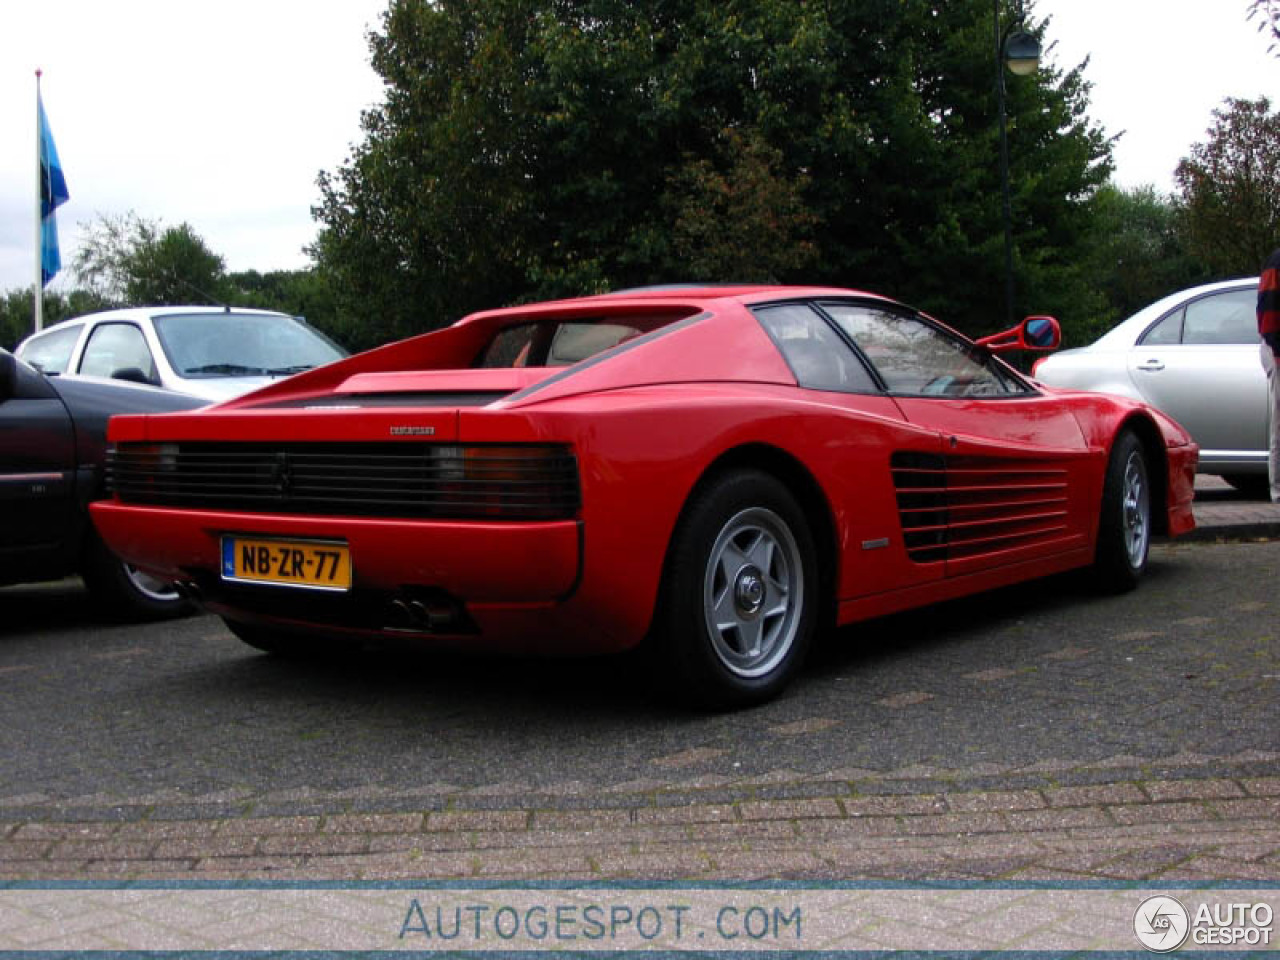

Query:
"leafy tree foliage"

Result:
[[1076, 184, 1212, 343], [73, 212, 228, 306], [0, 288, 110, 352], [1175, 97, 1280, 276], [314, 0, 1113, 345]]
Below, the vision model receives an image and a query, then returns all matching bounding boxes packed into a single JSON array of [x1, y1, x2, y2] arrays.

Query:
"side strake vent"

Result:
[[106, 442, 580, 521], [890, 451, 1070, 563]]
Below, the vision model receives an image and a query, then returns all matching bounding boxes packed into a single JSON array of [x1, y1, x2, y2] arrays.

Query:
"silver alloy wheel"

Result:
[[122, 562, 181, 603], [1122, 449, 1150, 568], [702, 506, 804, 678]]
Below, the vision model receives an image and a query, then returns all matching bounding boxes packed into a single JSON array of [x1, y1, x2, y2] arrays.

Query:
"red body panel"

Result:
[[91, 287, 1197, 655]]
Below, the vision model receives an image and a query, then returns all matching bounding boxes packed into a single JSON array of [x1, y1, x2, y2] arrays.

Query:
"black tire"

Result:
[[1221, 473, 1270, 499], [1092, 430, 1151, 593], [653, 469, 819, 709], [81, 528, 192, 622]]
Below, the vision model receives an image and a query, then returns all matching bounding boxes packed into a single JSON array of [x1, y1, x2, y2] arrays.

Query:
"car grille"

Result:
[[891, 451, 1071, 563], [106, 442, 580, 521]]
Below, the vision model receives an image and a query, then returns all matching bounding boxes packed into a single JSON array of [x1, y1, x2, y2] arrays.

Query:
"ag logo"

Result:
[[1134, 895, 1190, 952]]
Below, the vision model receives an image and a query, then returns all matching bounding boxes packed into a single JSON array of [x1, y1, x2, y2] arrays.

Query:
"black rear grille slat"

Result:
[[107, 442, 580, 521]]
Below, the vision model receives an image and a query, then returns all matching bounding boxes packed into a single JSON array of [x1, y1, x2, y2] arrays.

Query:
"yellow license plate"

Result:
[[221, 536, 352, 591]]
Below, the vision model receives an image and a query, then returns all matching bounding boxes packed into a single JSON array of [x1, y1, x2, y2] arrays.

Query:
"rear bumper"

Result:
[[89, 502, 612, 650]]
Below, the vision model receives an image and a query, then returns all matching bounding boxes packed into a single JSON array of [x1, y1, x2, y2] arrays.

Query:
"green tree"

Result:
[[73, 212, 228, 307], [1075, 184, 1212, 343], [1175, 96, 1280, 276], [0, 287, 111, 351], [314, 0, 1112, 346]]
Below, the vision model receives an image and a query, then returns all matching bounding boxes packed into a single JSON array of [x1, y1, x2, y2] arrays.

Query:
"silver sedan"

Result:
[[1033, 278, 1265, 494]]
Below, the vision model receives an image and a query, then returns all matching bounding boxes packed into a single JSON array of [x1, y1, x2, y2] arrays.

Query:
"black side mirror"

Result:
[[111, 367, 159, 387]]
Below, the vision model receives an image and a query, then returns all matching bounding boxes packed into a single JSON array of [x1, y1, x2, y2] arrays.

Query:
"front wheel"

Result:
[[654, 469, 819, 709], [1092, 430, 1151, 592]]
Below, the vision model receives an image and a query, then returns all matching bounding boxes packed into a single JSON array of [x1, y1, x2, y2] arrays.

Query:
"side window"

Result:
[[823, 302, 1027, 397], [1181, 289, 1259, 345], [754, 303, 877, 393], [78, 323, 156, 381], [17, 324, 81, 374], [1139, 309, 1183, 346]]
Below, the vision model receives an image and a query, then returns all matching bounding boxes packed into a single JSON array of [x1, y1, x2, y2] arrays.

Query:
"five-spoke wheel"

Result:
[[1093, 430, 1152, 592], [655, 469, 819, 708], [703, 506, 804, 680]]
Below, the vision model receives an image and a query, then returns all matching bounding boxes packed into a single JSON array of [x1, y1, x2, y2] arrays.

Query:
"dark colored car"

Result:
[[0, 348, 204, 619]]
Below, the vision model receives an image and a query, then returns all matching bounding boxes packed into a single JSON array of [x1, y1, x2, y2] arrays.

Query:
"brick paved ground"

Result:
[[1, 478, 1275, 883], [2, 763, 1277, 882]]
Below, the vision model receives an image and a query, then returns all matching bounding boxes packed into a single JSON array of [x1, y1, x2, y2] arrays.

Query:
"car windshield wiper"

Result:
[[183, 363, 268, 375], [264, 364, 316, 375]]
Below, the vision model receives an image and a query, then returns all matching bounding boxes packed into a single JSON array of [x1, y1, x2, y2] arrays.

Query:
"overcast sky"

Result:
[[2, 0, 1276, 294]]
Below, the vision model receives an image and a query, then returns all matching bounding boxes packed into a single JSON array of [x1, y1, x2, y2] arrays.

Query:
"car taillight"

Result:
[[105, 443, 179, 497], [434, 444, 580, 519]]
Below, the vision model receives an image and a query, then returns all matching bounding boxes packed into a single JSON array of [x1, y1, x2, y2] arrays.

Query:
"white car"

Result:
[[16, 306, 347, 403], [1033, 278, 1264, 493]]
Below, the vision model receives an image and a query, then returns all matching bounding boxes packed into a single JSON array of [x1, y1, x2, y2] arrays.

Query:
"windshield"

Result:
[[152, 313, 346, 379]]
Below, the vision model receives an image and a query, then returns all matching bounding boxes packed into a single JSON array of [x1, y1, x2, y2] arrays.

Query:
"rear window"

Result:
[[476, 314, 690, 368], [18, 324, 82, 374]]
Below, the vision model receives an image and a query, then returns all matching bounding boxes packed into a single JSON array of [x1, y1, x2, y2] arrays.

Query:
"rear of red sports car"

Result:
[[92, 289, 807, 658], [91, 286, 1197, 706]]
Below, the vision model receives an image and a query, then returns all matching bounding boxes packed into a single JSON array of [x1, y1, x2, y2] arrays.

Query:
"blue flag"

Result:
[[38, 89, 69, 287]]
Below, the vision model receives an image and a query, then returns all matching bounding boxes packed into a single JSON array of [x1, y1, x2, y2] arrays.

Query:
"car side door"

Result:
[[0, 352, 76, 575], [819, 301, 1094, 579], [1124, 287, 1264, 458]]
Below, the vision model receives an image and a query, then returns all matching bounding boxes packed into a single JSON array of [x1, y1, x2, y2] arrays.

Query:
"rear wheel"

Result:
[[1092, 430, 1151, 592], [654, 469, 818, 708]]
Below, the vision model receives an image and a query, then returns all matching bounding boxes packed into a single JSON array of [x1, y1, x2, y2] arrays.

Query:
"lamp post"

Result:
[[993, 0, 1041, 327]]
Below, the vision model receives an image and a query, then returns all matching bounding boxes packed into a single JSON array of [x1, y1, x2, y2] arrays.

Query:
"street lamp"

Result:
[[994, 0, 1041, 327]]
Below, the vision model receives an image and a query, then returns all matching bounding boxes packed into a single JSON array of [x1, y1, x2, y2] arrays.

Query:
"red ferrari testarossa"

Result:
[[93, 286, 1197, 706]]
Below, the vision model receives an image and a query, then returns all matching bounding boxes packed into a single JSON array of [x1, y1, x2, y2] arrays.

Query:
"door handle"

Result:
[[1136, 359, 1165, 371]]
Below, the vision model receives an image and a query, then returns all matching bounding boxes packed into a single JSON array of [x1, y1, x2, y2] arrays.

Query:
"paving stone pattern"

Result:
[[1, 766, 1277, 882], [0, 478, 1275, 882]]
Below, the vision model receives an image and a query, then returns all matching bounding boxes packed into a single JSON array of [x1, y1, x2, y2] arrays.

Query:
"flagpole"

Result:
[[34, 68, 43, 333]]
